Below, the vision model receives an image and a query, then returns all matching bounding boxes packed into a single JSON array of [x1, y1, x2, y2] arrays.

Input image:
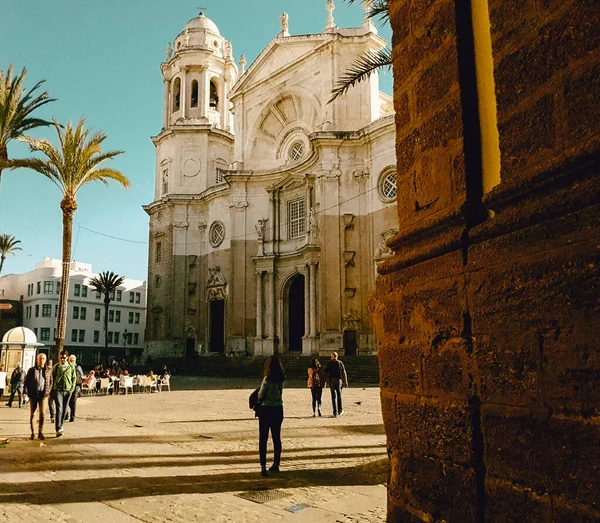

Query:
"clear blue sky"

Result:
[[0, 0, 391, 281]]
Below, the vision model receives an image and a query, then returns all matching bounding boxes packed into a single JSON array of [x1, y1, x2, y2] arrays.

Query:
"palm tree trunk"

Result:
[[104, 294, 110, 366], [0, 255, 5, 276], [0, 144, 6, 190], [55, 194, 77, 359]]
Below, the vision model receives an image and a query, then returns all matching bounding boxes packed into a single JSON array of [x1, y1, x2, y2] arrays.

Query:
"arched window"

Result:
[[289, 141, 305, 162], [191, 80, 198, 108], [162, 169, 168, 195], [172, 77, 181, 112], [209, 80, 219, 110]]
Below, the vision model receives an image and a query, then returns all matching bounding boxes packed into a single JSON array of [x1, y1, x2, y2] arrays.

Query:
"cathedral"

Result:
[[144, 3, 397, 358]]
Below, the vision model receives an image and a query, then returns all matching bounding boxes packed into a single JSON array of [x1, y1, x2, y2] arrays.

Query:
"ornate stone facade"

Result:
[[144, 9, 397, 358]]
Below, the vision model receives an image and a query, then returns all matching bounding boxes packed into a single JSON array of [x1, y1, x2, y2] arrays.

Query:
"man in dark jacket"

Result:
[[24, 353, 52, 440], [325, 352, 349, 417], [6, 364, 25, 408]]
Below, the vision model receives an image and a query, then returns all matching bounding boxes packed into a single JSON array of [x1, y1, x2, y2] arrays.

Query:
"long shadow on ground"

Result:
[[0, 460, 388, 505]]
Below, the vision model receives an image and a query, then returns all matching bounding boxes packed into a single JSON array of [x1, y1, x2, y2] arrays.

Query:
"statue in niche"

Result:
[[255, 218, 267, 241], [374, 228, 397, 263], [308, 207, 319, 244], [166, 42, 173, 60], [207, 266, 226, 286], [184, 29, 190, 46], [279, 12, 289, 33]]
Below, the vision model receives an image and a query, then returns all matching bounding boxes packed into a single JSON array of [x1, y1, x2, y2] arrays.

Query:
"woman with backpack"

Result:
[[307, 358, 324, 417], [257, 356, 285, 477]]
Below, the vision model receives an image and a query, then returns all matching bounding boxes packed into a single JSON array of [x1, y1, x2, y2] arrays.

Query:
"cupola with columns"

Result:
[[161, 11, 237, 130]]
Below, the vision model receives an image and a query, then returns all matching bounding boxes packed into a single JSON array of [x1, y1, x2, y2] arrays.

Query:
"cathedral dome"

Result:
[[184, 13, 220, 35]]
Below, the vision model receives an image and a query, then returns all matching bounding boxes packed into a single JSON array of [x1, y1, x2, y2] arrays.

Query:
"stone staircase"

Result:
[[142, 354, 381, 385]]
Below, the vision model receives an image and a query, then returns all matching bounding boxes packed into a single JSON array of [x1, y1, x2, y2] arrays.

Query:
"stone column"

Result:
[[270, 269, 277, 340], [268, 194, 275, 246], [163, 79, 170, 129], [199, 68, 207, 120], [181, 67, 187, 119], [304, 264, 310, 337], [309, 262, 317, 336], [256, 271, 263, 339], [220, 78, 227, 129]]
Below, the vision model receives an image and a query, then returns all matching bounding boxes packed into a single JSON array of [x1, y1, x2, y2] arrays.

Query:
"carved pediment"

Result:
[[267, 173, 306, 193], [230, 37, 327, 96]]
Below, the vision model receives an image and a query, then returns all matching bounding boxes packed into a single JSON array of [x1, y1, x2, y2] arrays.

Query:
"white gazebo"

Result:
[[1, 327, 44, 380]]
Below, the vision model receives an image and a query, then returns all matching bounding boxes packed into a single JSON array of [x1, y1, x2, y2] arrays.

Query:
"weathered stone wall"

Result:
[[374, 0, 600, 520]]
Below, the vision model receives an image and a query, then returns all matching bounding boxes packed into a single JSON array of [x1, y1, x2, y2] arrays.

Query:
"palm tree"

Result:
[[89, 271, 125, 366], [0, 64, 55, 187], [329, 0, 391, 102], [0, 234, 21, 275], [6, 118, 130, 356]]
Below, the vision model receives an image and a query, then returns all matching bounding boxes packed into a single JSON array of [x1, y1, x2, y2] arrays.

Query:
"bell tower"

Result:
[[161, 11, 237, 131], [153, 11, 238, 201]]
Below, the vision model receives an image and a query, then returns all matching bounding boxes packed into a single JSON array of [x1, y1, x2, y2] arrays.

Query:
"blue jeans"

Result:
[[7, 384, 23, 407], [53, 390, 72, 431]]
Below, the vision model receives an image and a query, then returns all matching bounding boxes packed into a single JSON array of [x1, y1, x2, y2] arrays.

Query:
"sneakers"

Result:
[[50, 417, 55, 422], [38, 433, 45, 440], [339, 410, 345, 416], [268, 465, 280, 473], [260, 467, 268, 478], [69, 418, 74, 423], [30, 433, 35, 440], [56, 428, 64, 438]]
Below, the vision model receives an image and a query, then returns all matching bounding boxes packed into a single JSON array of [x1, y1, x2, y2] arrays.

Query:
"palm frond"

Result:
[[12, 117, 129, 196], [89, 271, 126, 294], [329, 47, 392, 103], [0, 234, 22, 256], [0, 64, 55, 146], [345, 0, 389, 25]]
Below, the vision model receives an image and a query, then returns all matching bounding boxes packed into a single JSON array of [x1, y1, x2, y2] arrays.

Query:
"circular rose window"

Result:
[[379, 170, 397, 202], [209, 221, 225, 247]]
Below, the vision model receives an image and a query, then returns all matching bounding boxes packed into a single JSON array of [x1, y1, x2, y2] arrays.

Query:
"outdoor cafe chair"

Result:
[[81, 378, 96, 396], [119, 376, 134, 395], [99, 377, 113, 395], [158, 375, 171, 392]]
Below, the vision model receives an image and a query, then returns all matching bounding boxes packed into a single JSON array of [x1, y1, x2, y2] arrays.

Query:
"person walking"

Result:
[[307, 358, 324, 417], [257, 356, 285, 477], [0, 365, 6, 398], [47, 359, 55, 422], [23, 353, 52, 440], [67, 355, 84, 422], [6, 363, 25, 408], [51, 351, 76, 437], [325, 352, 348, 417]]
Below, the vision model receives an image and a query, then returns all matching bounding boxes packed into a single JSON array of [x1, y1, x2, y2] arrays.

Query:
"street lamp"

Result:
[[123, 329, 128, 352]]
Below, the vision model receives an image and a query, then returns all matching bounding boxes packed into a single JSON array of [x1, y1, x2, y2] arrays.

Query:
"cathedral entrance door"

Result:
[[288, 275, 305, 352], [343, 330, 357, 356], [210, 300, 225, 353], [185, 338, 196, 358]]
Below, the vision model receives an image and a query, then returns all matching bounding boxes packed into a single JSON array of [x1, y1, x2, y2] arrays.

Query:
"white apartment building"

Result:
[[0, 258, 147, 367]]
